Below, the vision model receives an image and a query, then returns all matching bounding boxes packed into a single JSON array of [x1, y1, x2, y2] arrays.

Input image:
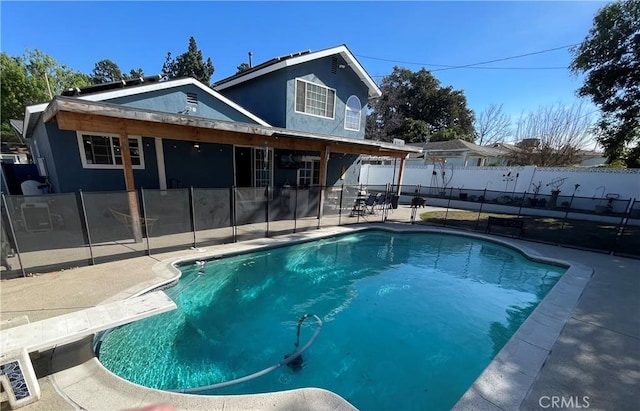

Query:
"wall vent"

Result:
[[331, 57, 338, 74], [186, 93, 198, 104]]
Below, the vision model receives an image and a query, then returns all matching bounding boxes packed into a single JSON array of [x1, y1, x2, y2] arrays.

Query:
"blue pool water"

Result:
[[98, 231, 565, 410]]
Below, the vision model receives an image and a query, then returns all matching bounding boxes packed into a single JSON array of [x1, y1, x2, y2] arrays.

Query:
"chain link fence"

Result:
[[1, 184, 638, 276]]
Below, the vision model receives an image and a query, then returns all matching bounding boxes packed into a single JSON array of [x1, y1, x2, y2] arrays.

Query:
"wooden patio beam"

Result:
[[54, 111, 414, 158]]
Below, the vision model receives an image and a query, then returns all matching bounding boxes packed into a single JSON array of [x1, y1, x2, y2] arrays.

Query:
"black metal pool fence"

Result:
[[1, 184, 638, 276]]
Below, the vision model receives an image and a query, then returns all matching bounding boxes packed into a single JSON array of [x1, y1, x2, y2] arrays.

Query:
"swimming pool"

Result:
[[97, 230, 566, 410]]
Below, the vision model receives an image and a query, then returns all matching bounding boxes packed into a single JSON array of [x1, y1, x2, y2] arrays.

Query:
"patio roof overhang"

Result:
[[42, 97, 421, 159]]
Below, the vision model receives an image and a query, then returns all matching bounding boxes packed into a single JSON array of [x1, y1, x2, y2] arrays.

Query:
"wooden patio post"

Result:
[[396, 156, 407, 195], [119, 133, 143, 243], [317, 145, 330, 221]]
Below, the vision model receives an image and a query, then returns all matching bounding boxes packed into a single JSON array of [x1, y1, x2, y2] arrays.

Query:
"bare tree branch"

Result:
[[509, 102, 595, 166], [474, 103, 512, 145]]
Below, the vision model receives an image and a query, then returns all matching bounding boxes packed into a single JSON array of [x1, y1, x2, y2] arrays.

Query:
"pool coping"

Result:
[[49, 224, 592, 411]]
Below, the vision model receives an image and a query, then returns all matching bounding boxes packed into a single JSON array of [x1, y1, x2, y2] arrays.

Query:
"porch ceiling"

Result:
[[43, 97, 420, 158]]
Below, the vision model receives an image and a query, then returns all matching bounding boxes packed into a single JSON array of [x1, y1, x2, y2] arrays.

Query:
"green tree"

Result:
[[570, 0, 640, 167], [162, 37, 214, 85], [91, 59, 124, 84], [91, 59, 146, 84], [1, 53, 37, 141], [1, 50, 89, 141], [236, 62, 250, 74], [128, 68, 145, 78], [23, 49, 90, 98], [366, 67, 474, 142]]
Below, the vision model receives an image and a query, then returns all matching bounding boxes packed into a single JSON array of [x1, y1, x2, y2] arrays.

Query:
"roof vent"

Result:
[[186, 93, 198, 105]]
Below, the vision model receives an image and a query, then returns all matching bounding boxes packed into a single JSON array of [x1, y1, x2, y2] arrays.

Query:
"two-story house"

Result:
[[212, 45, 381, 189], [20, 45, 419, 198]]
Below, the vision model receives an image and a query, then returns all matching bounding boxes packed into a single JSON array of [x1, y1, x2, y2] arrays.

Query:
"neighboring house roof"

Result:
[[8, 119, 26, 143], [213, 45, 382, 99], [43, 97, 422, 157], [491, 143, 605, 159], [9, 119, 24, 136], [22, 77, 271, 139], [408, 139, 506, 158], [489, 142, 520, 154]]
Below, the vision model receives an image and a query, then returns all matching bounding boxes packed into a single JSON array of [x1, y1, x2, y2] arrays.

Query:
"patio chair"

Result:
[[373, 193, 386, 213], [363, 194, 378, 214], [379, 193, 392, 212], [109, 208, 158, 237], [411, 196, 426, 208]]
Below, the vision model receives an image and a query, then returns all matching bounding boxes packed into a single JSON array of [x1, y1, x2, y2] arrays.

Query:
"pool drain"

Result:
[[169, 313, 323, 393]]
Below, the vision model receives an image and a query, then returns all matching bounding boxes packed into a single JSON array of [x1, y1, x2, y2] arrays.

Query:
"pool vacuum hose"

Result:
[[170, 313, 323, 393]]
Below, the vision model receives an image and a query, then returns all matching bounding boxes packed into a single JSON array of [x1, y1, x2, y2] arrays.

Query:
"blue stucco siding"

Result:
[[105, 84, 261, 124], [285, 56, 370, 138], [44, 124, 159, 193], [162, 140, 234, 189], [327, 154, 360, 185], [217, 71, 287, 127], [30, 121, 60, 192]]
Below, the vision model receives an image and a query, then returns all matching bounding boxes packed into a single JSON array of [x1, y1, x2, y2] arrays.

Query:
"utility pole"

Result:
[[43, 71, 53, 99]]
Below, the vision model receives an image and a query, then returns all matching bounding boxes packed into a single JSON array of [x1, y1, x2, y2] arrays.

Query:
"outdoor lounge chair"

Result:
[[363, 194, 378, 214], [411, 196, 426, 207], [372, 193, 386, 212]]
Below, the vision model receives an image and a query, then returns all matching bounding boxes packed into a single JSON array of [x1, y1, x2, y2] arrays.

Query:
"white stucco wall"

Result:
[[360, 164, 640, 200]]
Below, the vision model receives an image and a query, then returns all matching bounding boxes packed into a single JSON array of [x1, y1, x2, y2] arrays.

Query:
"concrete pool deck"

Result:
[[1, 224, 638, 410]]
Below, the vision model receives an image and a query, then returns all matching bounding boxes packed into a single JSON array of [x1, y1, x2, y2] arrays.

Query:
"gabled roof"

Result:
[[22, 77, 271, 139], [213, 45, 382, 99], [408, 139, 507, 158]]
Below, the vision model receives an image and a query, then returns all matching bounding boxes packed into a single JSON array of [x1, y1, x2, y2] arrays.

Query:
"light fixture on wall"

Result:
[[193, 143, 200, 149]]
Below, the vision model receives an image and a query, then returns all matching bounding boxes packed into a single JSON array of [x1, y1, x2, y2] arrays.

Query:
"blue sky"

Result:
[[1, 1, 606, 120]]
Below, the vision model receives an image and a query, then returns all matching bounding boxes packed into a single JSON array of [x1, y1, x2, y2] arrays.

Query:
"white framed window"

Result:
[[77, 131, 145, 169], [253, 147, 273, 188], [295, 78, 335, 119], [297, 156, 321, 187], [344, 95, 362, 131]]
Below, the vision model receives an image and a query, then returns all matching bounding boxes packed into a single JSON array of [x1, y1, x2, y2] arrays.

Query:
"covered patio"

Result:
[[42, 97, 421, 241]]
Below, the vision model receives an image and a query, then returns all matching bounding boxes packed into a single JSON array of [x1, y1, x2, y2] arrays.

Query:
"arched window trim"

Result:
[[344, 95, 362, 131]]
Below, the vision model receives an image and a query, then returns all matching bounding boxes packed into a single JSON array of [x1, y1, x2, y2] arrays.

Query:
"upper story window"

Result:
[[344, 95, 362, 131], [77, 131, 145, 169], [295, 79, 335, 119]]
